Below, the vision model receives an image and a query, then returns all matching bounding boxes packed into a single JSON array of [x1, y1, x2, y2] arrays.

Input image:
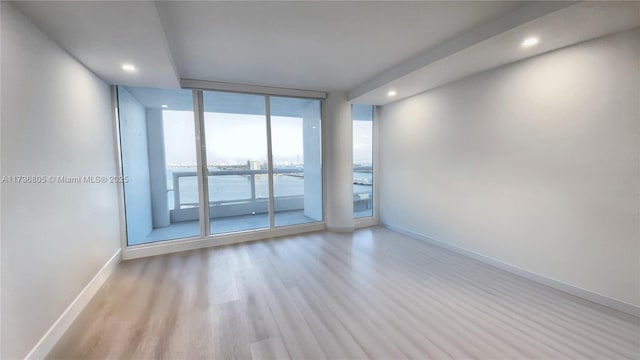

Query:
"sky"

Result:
[[162, 110, 372, 167]]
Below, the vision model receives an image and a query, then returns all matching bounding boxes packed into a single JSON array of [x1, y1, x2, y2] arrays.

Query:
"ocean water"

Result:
[[167, 167, 372, 209]]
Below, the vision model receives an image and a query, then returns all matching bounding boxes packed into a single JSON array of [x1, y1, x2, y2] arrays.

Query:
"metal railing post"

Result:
[[173, 172, 180, 210], [250, 173, 256, 202]]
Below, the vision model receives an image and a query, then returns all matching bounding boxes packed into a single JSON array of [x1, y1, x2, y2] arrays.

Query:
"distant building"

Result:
[[248, 160, 261, 170]]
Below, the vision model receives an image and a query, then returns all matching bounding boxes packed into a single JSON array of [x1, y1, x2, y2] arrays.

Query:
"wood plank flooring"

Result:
[[48, 227, 640, 359]]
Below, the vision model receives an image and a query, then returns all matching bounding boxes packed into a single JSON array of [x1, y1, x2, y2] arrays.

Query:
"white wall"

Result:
[[380, 29, 640, 307], [118, 87, 153, 243], [323, 91, 354, 232], [1, 3, 121, 358], [303, 100, 322, 221]]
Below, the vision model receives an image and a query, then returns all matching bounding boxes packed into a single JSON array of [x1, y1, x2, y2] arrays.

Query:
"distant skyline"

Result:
[[353, 120, 373, 165], [162, 110, 373, 166]]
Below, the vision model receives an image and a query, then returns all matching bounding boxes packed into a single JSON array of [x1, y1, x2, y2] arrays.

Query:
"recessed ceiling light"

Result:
[[521, 37, 539, 48], [161, 104, 168, 108], [387, 90, 397, 97], [121, 63, 137, 73]]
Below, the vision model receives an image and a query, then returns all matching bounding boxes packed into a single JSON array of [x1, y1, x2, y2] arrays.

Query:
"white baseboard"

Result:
[[354, 216, 379, 229], [326, 225, 355, 233], [382, 222, 640, 317], [123, 222, 326, 260], [24, 249, 122, 360]]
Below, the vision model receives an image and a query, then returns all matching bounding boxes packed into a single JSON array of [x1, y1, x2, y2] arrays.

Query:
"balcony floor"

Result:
[[134, 210, 318, 246]]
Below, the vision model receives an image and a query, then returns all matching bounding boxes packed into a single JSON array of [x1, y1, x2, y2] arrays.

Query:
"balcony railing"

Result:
[[172, 168, 306, 210], [352, 165, 373, 213], [168, 166, 373, 222]]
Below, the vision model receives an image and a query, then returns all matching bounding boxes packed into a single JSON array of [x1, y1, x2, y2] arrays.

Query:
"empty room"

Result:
[[1, 1, 639, 359]]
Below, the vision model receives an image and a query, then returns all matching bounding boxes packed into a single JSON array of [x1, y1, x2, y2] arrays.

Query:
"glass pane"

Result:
[[203, 91, 270, 234], [270, 97, 322, 226], [353, 104, 374, 218], [118, 86, 200, 245]]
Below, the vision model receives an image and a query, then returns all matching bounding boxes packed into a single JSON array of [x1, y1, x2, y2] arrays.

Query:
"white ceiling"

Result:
[[12, 1, 639, 105], [14, 1, 180, 88], [351, 1, 640, 105], [155, 1, 525, 91], [14, 1, 524, 90]]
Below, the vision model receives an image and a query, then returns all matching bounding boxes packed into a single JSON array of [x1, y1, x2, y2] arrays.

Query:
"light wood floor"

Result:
[[49, 227, 640, 359]]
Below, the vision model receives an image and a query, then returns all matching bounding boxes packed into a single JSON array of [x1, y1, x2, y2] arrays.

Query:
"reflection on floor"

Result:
[[51, 227, 640, 359], [135, 210, 317, 246]]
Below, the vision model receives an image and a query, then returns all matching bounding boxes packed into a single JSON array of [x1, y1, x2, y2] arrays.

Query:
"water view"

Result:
[[167, 167, 372, 210]]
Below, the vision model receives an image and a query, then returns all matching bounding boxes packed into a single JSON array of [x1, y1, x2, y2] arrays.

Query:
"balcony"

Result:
[[133, 166, 373, 245]]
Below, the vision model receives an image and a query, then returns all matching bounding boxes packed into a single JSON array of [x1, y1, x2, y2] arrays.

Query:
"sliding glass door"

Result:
[[270, 97, 322, 226], [202, 91, 270, 234], [118, 86, 323, 246], [118, 87, 201, 245]]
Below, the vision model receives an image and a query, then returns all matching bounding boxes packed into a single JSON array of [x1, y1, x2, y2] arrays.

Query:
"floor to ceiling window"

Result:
[[118, 87, 201, 245], [202, 91, 270, 234], [270, 97, 323, 226], [117, 86, 323, 246], [353, 104, 374, 218]]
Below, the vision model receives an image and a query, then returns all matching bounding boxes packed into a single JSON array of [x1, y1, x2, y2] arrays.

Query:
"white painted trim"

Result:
[[265, 96, 276, 229], [111, 86, 128, 259], [326, 225, 355, 233], [354, 216, 379, 229], [24, 249, 122, 360], [123, 222, 326, 260], [382, 222, 640, 318], [372, 106, 381, 223], [193, 90, 210, 237], [181, 79, 327, 100]]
